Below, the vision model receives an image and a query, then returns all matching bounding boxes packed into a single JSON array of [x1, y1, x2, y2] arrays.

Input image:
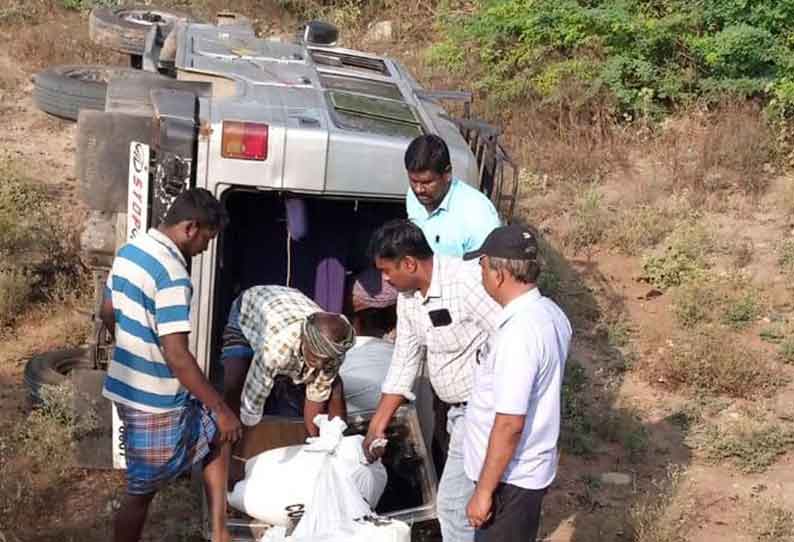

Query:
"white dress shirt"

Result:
[[464, 288, 572, 490]]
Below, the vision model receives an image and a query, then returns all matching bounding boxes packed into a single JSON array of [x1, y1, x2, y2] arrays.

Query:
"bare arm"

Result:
[[99, 296, 115, 339], [363, 393, 405, 461], [466, 413, 526, 528], [303, 399, 324, 437], [327, 377, 347, 423], [161, 333, 242, 443]]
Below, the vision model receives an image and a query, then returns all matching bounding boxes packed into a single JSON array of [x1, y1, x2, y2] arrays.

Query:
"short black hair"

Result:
[[404, 134, 451, 175], [369, 219, 433, 262], [163, 188, 229, 230]]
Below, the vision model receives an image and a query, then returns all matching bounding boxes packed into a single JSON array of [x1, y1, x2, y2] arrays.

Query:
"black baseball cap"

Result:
[[463, 224, 539, 261]]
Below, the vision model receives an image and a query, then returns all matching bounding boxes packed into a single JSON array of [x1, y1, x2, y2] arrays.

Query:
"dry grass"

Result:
[[629, 466, 693, 542], [652, 102, 773, 200], [671, 276, 764, 329], [0, 384, 85, 531], [608, 205, 673, 256], [507, 93, 632, 185], [564, 185, 610, 257], [7, 22, 124, 72], [751, 501, 794, 542], [687, 405, 794, 474], [0, 158, 89, 331], [651, 328, 778, 398]]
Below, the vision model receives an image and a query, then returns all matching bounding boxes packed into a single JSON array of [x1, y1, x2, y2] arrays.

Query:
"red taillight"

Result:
[[222, 121, 268, 161]]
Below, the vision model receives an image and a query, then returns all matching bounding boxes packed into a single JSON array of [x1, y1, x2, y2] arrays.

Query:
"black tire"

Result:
[[32, 65, 159, 121], [89, 6, 199, 56], [24, 347, 93, 405]]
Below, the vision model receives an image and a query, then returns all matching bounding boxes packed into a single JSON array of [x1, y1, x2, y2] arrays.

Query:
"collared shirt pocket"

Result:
[[426, 319, 478, 356]]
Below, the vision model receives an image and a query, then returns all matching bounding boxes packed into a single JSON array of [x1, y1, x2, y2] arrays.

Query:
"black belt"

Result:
[[448, 401, 468, 408]]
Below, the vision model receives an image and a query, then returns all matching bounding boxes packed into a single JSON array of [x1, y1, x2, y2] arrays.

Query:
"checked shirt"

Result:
[[238, 286, 338, 426], [381, 255, 502, 404]]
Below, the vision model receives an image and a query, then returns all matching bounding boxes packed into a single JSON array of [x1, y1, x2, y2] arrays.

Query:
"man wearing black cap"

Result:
[[462, 224, 572, 542]]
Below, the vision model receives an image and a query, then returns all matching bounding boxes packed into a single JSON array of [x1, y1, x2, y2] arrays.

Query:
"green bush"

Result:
[[561, 360, 595, 455], [689, 410, 794, 473], [431, 0, 794, 114], [722, 291, 761, 329], [61, 0, 118, 10], [0, 159, 83, 326], [671, 279, 720, 327], [641, 222, 712, 289]]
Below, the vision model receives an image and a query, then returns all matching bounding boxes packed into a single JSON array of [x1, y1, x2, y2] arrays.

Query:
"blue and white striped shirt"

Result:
[[102, 228, 193, 413]]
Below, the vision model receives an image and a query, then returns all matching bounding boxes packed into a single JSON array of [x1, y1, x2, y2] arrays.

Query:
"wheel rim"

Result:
[[118, 9, 179, 27]]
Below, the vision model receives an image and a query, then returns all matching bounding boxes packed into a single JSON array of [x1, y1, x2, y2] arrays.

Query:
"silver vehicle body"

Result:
[[174, 23, 479, 196], [76, 14, 518, 541]]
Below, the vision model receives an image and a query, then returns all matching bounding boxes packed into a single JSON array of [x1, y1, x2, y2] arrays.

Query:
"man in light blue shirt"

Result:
[[405, 134, 501, 257]]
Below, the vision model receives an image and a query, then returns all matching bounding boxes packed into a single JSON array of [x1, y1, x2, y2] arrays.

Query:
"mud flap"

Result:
[[76, 111, 154, 213], [72, 369, 116, 469]]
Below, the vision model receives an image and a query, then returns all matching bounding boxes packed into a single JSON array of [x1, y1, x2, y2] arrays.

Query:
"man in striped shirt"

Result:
[[100, 188, 239, 542]]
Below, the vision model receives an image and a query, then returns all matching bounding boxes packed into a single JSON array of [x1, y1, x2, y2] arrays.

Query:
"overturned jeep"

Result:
[[32, 6, 519, 540]]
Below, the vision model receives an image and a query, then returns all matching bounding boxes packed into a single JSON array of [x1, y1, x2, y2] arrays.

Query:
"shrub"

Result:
[[780, 337, 794, 364], [659, 329, 778, 398], [629, 466, 690, 542], [597, 409, 649, 462], [0, 159, 83, 326], [606, 319, 631, 348], [431, 0, 794, 115], [654, 102, 772, 197], [642, 222, 713, 289], [671, 279, 720, 327], [722, 291, 761, 329], [759, 324, 785, 344], [608, 205, 672, 256], [688, 409, 794, 473], [778, 239, 794, 273], [561, 360, 595, 456], [751, 501, 794, 542], [565, 186, 609, 256], [61, 0, 118, 10], [0, 269, 32, 328]]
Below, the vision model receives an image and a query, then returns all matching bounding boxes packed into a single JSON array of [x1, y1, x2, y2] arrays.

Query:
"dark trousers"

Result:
[[476, 483, 546, 542]]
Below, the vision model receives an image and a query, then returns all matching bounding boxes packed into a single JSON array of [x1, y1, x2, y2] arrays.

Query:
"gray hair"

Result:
[[487, 256, 540, 284]]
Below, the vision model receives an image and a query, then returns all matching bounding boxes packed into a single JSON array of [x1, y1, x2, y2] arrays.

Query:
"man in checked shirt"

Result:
[[363, 219, 501, 542], [221, 285, 356, 484]]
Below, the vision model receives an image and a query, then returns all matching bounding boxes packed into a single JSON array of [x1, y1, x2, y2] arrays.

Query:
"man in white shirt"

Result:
[[363, 219, 501, 542], [341, 268, 398, 414], [462, 224, 572, 542]]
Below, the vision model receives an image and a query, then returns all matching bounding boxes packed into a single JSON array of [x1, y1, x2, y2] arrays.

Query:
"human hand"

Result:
[[362, 431, 387, 463], [215, 402, 243, 443], [466, 488, 493, 529]]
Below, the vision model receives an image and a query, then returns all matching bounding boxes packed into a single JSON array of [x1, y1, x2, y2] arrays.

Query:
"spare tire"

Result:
[[24, 347, 94, 405], [89, 6, 199, 56], [32, 65, 167, 121]]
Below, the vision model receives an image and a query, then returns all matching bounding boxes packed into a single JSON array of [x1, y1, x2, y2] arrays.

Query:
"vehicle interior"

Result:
[[207, 188, 438, 537]]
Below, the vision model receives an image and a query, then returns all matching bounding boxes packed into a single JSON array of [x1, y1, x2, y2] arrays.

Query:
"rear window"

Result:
[[311, 50, 390, 76], [327, 91, 424, 138], [319, 73, 403, 101]]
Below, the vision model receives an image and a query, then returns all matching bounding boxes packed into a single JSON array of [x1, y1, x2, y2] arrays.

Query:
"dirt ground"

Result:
[[1, 2, 794, 542]]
